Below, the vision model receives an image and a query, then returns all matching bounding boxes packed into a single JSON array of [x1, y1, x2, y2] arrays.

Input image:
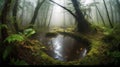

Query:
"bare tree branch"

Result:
[[49, 0, 76, 18]]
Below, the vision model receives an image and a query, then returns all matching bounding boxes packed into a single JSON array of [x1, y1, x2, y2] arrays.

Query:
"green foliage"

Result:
[[5, 28, 36, 43], [103, 25, 120, 50], [80, 55, 100, 65], [103, 25, 120, 64], [101, 27, 113, 35], [4, 34, 24, 43], [2, 46, 12, 61], [112, 24, 120, 36], [2, 28, 36, 62], [1, 28, 35, 65], [107, 51, 120, 58], [0, 24, 8, 30], [107, 51, 120, 65], [23, 28, 36, 37], [10, 58, 28, 65], [39, 51, 62, 65]]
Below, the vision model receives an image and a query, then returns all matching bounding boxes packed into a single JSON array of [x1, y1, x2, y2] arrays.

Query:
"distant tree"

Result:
[[93, 0, 105, 26], [30, 0, 46, 26], [44, 2, 51, 26], [47, 5, 54, 28], [103, 0, 113, 28], [19, 0, 25, 25], [109, 1, 114, 23], [116, 0, 120, 9], [115, 0, 120, 23]]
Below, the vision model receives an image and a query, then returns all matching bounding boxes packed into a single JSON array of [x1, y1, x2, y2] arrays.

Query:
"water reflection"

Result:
[[48, 35, 64, 61], [41, 34, 89, 61], [82, 48, 87, 57]]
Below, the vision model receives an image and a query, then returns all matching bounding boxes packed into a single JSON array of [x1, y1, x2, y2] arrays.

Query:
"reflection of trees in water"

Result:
[[42, 34, 89, 61]]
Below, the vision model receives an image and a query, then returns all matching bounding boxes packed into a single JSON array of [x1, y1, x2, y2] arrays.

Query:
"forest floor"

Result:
[[15, 27, 111, 65]]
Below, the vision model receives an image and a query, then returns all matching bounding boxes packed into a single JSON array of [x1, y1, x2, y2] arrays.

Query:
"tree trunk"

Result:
[[96, 8, 99, 24], [44, 4, 50, 26], [116, 0, 120, 24], [42, 4, 49, 26], [48, 5, 54, 28], [20, 0, 25, 25], [0, 0, 13, 42], [116, 0, 120, 9], [30, 0, 45, 26], [13, 0, 19, 32], [49, 0, 91, 34], [71, 0, 91, 33], [94, 0, 105, 26], [103, 0, 113, 28], [109, 1, 114, 23], [63, 0, 66, 32]]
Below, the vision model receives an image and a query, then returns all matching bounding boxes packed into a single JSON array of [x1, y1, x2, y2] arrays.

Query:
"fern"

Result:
[[0, 24, 8, 30], [23, 28, 36, 37], [4, 34, 24, 43]]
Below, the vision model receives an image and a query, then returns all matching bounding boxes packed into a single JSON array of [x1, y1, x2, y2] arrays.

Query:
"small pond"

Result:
[[37, 33, 90, 62]]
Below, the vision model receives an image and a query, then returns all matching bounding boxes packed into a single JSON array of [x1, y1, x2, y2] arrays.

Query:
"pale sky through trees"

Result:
[[50, 0, 65, 27], [27, 0, 101, 27], [28, 0, 93, 27]]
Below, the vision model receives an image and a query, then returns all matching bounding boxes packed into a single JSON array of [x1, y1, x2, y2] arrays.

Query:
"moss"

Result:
[[15, 26, 113, 65], [101, 25, 120, 65], [16, 39, 64, 65], [79, 40, 101, 65], [33, 31, 93, 65], [41, 30, 108, 65], [50, 27, 75, 33], [102, 26, 120, 51], [76, 29, 110, 65], [45, 32, 58, 37], [39, 51, 64, 65]]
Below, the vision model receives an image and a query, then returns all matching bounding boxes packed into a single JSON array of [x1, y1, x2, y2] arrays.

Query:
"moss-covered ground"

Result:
[[13, 26, 116, 65]]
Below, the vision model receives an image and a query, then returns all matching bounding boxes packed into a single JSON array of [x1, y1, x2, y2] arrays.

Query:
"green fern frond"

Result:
[[0, 24, 8, 30], [4, 34, 24, 43], [23, 28, 36, 37]]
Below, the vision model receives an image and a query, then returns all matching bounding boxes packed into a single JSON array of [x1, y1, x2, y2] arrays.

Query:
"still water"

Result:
[[38, 34, 89, 61]]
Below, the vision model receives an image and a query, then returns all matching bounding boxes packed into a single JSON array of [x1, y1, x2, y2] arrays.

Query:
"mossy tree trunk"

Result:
[[0, 0, 13, 63], [12, 0, 19, 32], [71, 0, 91, 33], [0, 0, 13, 43]]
